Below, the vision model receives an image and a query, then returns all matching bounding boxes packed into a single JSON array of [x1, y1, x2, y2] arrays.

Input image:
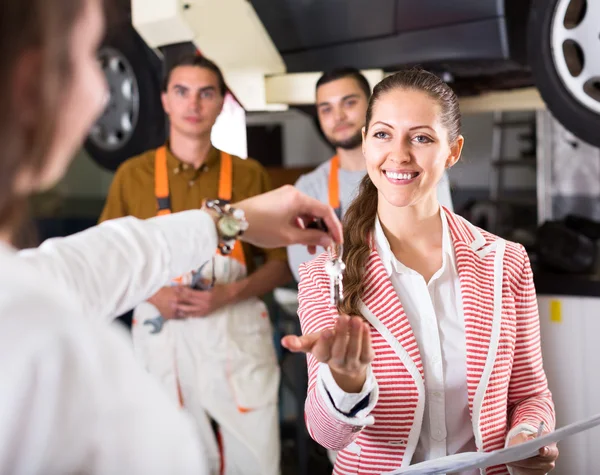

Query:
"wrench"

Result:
[[143, 315, 165, 334]]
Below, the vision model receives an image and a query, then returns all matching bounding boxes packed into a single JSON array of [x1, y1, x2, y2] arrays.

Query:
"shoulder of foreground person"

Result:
[[20, 209, 218, 323], [0, 264, 207, 474]]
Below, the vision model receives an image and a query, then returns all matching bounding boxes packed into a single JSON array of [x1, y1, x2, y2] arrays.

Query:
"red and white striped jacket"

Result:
[[297, 208, 555, 475]]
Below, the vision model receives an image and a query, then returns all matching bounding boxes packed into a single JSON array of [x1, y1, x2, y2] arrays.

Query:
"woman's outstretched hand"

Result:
[[281, 314, 374, 393]]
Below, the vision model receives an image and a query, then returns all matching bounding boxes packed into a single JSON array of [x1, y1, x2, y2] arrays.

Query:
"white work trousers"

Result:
[[133, 295, 281, 475]]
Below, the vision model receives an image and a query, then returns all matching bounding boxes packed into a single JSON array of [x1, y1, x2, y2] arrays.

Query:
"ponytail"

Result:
[[338, 174, 378, 316]]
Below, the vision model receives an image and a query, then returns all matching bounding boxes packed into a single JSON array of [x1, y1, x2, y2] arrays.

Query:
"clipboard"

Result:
[[386, 412, 600, 475]]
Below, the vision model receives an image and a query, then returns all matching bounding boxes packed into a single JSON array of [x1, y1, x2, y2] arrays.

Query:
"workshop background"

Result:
[[23, 0, 600, 473]]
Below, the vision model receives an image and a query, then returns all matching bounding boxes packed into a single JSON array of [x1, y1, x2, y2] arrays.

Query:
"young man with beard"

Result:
[[287, 68, 453, 281]]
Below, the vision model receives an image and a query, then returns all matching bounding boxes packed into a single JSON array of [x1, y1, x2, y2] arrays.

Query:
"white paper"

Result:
[[385, 412, 600, 475]]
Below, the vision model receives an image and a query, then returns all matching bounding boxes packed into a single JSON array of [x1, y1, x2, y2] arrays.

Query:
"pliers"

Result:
[[143, 315, 165, 334]]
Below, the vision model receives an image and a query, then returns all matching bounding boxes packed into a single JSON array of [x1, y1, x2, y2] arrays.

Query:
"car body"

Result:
[[87, 0, 600, 169]]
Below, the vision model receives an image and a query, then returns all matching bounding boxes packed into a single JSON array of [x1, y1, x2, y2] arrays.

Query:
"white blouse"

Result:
[[322, 209, 478, 471], [374, 210, 477, 470]]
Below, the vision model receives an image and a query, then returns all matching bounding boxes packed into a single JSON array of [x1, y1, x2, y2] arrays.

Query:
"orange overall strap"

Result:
[[217, 151, 246, 267], [328, 155, 341, 218], [218, 152, 233, 202], [154, 146, 171, 216]]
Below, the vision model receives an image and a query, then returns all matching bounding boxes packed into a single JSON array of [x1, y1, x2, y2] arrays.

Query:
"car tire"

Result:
[[528, 0, 600, 147], [85, 22, 166, 171]]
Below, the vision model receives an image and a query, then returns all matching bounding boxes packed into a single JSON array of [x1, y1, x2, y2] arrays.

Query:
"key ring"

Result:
[[306, 217, 343, 260], [328, 242, 343, 261]]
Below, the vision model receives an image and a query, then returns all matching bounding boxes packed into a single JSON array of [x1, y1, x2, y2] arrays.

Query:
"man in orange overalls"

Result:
[[99, 55, 291, 475]]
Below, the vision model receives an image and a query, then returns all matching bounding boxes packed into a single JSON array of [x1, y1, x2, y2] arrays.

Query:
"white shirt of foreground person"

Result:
[[320, 207, 478, 473], [0, 211, 221, 475]]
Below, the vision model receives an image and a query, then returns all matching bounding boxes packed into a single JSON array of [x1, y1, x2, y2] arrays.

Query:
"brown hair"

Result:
[[162, 55, 227, 96], [338, 68, 461, 316], [0, 0, 90, 239], [316, 67, 371, 101]]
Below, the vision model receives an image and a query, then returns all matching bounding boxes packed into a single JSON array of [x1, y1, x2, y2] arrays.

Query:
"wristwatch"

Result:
[[202, 199, 249, 255]]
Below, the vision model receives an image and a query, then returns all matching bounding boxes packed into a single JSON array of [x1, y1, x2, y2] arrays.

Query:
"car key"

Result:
[[324, 243, 345, 306], [306, 217, 329, 233]]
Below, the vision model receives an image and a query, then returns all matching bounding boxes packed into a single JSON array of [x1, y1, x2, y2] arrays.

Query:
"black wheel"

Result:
[[85, 22, 166, 171], [528, 0, 600, 147]]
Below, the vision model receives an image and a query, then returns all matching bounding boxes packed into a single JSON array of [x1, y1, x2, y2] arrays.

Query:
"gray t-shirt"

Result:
[[288, 160, 364, 282], [287, 159, 453, 281]]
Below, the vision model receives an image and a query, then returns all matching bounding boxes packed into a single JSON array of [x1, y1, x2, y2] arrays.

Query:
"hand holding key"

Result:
[[281, 314, 374, 393]]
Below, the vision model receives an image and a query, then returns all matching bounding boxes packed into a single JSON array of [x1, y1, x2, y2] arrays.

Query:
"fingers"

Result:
[[295, 216, 307, 230], [280, 335, 302, 352], [507, 440, 558, 473], [311, 328, 334, 362], [506, 467, 548, 475], [164, 297, 179, 316], [177, 287, 204, 303], [290, 228, 333, 250], [507, 459, 555, 473], [297, 194, 343, 245], [330, 314, 351, 367], [541, 445, 559, 461], [291, 217, 319, 255], [280, 318, 373, 372], [360, 322, 374, 363], [345, 318, 364, 368], [280, 331, 326, 353], [281, 330, 335, 361], [175, 304, 208, 318], [509, 454, 554, 467]]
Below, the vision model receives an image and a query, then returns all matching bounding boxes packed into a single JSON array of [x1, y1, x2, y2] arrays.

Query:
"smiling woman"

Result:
[[342, 68, 463, 311], [287, 68, 559, 475]]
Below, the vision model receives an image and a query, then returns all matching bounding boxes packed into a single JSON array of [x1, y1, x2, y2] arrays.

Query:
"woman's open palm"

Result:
[[281, 314, 374, 392]]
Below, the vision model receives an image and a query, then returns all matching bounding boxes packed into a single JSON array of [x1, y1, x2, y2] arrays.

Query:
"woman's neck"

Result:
[[377, 193, 444, 281], [377, 192, 442, 254]]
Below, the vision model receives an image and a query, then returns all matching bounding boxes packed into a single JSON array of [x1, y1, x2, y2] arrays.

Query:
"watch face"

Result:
[[218, 216, 240, 238]]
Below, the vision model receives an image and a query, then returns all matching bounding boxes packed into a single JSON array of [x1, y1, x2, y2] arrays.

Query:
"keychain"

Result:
[[307, 217, 345, 305], [325, 243, 345, 307]]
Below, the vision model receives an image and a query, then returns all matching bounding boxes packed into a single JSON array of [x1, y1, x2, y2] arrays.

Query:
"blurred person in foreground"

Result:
[[0, 1, 341, 473]]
